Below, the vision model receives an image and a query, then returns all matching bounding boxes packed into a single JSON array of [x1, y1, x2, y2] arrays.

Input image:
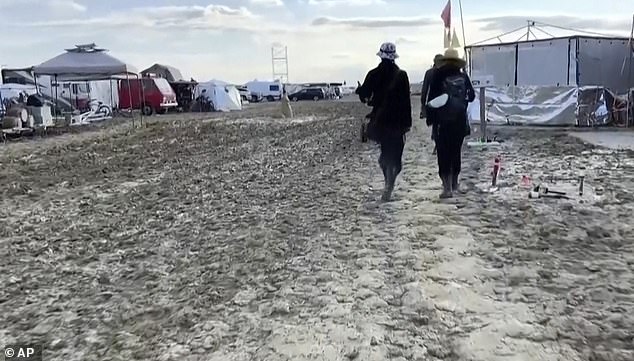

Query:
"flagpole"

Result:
[[625, 15, 634, 127], [458, 0, 467, 47]]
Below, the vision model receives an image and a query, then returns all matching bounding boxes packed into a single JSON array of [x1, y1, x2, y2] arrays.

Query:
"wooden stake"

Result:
[[479, 87, 487, 141]]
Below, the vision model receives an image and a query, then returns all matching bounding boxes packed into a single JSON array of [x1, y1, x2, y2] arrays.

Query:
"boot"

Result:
[[382, 167, 395, 202], [451, 172, 464, 194], [439, 175, 453, 199]]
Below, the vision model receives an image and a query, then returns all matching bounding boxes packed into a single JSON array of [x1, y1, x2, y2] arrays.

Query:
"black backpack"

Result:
[[442, 74, 469, 122]]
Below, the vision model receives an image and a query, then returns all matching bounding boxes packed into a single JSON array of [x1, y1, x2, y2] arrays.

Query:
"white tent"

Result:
[[33, 43, 138, 81], [195, 80, 242, 112]]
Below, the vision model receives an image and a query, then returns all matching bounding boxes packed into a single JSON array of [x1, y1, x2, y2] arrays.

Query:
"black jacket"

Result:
[[426, 65, 475, 127], [357, 60, 412, 136], [420, 67, 436, 108]]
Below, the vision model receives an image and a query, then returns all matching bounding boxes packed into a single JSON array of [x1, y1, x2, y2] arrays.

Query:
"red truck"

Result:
[[118, 78, 178, 115]]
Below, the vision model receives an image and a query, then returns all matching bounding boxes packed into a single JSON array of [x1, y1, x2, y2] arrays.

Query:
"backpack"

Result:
[[442, 74, 469, 122]]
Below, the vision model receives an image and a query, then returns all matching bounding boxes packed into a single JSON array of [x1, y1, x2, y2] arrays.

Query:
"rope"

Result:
[[532, 20, 625, 38], [532, 25, 555, 38], [468, 25, 528, 46]]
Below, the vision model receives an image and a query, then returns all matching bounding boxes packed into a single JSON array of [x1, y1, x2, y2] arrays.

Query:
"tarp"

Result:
[[466, 36, 634, 92], [1, 84, 39, 115], [0, 83, 39, 98], [33, 48, 137, 81], [516, 38, 570, 86], [195, 81, 242, 112], [467, 85, 610, 126], [577, 37, 634, 93]]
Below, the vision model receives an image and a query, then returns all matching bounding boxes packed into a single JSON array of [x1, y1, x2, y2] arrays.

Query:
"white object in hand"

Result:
[[427, 94, 448, 108]]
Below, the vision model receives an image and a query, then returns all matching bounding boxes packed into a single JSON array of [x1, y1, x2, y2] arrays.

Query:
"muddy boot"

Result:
[[439, 175, 453, 199], [451, 172, 464, 194], [382, 167, 395, 202]]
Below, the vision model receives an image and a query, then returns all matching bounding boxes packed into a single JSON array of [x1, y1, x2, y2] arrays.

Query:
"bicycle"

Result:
[[75, 98, 112, 124]]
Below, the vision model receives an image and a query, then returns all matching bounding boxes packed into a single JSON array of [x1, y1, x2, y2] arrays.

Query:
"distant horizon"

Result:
[[0, 0, 631, 85]]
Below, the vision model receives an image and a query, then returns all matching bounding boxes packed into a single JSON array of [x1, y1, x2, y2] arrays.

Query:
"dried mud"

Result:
[[0, 99, 632, 361]]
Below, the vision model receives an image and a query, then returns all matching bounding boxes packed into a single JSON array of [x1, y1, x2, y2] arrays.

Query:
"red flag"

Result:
[[441, 0, 451, 29]]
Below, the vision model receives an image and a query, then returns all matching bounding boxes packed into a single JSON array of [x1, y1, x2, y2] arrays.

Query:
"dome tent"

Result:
[[195, 80, 242, 112]]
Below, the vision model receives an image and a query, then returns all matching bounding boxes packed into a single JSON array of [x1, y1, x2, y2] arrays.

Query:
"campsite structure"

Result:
[[194, 80, 243, 112], [31, 43, 142, 125], [465, 22, 634, 127], [141, 64, 186, 83]]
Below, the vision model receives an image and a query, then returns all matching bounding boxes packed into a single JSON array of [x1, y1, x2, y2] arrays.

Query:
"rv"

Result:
[[244, 80, 283, 101]]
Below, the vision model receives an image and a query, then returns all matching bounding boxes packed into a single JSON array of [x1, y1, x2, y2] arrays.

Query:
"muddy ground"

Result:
[[0, 99, 633, 361]]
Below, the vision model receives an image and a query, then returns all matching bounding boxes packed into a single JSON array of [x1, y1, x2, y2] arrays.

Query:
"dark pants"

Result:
[[436, 131, 464, 181], [379, 135, 405, 182]]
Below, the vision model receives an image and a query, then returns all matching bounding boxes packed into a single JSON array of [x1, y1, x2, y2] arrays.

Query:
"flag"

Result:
[[451, 28, 461, 48], [444, 29, 451, 48], [441, 0, 451, 29]]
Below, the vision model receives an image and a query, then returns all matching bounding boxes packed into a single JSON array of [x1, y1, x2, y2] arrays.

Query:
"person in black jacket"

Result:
[[357, 42, 412, 201], [420, 54, 443, 155], [426, 48, 475, 199], [420, 54, 443, 120]]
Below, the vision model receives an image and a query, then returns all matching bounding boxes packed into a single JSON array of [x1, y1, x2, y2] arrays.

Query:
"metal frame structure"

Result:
[[271, 44, 289, 84]]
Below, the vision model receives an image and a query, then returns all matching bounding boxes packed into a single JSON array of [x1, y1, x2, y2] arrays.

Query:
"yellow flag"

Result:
[[451, 28, 461, 48]]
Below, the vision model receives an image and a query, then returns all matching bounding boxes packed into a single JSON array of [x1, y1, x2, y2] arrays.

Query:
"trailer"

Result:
[[244, 80, 283, 101]]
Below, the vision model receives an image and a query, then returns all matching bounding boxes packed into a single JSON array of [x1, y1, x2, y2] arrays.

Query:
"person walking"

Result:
[[425, 48, 475, 199], [356, 42, 412, 201], [420, 54, 443, 155]]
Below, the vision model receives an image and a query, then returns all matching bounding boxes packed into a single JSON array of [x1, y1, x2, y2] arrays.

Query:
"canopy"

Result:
[[33, 43, 138, 81]]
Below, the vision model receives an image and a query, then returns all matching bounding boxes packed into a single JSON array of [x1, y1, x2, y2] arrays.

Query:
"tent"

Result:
[[32, 43, 141, 122], [465, 35, 634, 126], [195, 80, 242, 112], [141, 64, 185, 82], [33, 43, 138, 81]]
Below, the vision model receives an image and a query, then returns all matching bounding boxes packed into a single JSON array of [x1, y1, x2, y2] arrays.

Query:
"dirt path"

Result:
[[0, 101, 632, 361]]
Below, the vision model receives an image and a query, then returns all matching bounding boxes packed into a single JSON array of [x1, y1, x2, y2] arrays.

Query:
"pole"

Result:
[[54, 75, 58, 123], [458, 0, 467, 48], [126, 74, 134, 128], [479, 87, 487, 142], [526, 20, 531, 41], [625, 15, 634, 127], [271, 46, 275, 81]]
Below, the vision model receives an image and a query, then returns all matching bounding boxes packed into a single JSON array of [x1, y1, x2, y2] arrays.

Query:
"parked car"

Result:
[[289, 88, 326, 101], [118, 78, 178, 115]]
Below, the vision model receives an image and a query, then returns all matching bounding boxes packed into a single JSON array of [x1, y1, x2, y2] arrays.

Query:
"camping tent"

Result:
[[33, 43, 138, 81], [195, 80, 242, 112], [141, 64, 184, 82]]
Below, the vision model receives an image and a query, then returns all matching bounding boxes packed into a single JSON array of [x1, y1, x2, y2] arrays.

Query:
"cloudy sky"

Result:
[[0, 0, 631, 84]]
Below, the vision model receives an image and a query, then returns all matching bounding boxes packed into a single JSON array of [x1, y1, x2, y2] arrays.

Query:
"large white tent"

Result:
[[195, 80, 242, 112], [465, 34, 634, 126]]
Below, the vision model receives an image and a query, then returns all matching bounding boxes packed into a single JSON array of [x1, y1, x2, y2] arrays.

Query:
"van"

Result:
[[244, 80, 283, 101], [118, 78, 178, 115]]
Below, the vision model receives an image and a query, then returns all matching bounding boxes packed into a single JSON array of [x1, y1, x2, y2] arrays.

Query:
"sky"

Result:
[[0, 0, 632, 84]]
